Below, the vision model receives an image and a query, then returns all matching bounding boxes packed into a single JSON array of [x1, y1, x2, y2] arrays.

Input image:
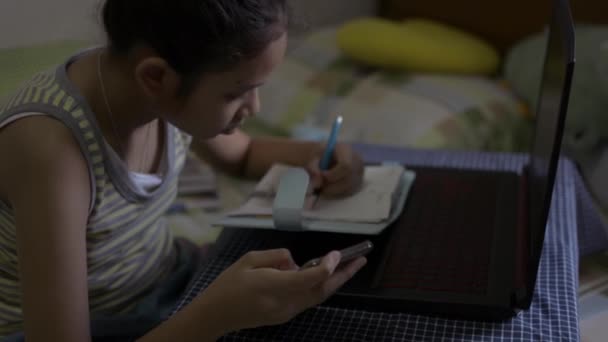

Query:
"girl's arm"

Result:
[[192, 129, 321, 179], [192, 129, 364, 195], [140, 248, 366, 342], [1, 117, 93, 341]]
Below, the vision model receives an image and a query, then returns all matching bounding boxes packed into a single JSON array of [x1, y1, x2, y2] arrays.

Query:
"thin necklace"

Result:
[[97, 51, 152, 173]]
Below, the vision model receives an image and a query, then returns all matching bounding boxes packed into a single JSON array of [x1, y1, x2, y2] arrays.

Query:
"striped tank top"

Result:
[[0, 52, 191, 336]]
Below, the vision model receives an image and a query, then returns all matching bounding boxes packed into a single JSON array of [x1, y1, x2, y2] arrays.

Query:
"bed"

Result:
[[242, 0, 608, 152]]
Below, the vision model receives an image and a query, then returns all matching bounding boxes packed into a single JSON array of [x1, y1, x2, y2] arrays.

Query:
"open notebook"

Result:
[[216, 164, 416, 234]]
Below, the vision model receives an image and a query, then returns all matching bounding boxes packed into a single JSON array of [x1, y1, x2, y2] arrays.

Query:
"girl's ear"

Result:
[[134, 57, 181, 107]]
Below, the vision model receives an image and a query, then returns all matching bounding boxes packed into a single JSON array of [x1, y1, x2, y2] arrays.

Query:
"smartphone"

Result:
[[300, 240, 374, 269]]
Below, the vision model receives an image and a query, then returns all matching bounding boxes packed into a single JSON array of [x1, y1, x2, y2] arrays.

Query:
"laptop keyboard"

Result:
[[377, 169, 500, 294]]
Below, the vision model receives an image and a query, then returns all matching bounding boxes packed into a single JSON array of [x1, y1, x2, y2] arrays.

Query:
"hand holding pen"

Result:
[[305, 115, 364, 197]]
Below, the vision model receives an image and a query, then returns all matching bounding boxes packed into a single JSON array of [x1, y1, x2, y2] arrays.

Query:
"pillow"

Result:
[[336, 18, 500, 75]]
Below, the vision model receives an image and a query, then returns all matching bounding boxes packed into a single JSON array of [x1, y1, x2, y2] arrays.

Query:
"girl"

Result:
[[0, 0, 366, 341]]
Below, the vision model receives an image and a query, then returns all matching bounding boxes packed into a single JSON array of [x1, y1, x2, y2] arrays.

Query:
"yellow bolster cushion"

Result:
[[336, 18, 500, 75]]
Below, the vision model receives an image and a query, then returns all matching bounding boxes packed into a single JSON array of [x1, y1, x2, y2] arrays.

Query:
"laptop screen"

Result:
[[526, 0, 575, 306]]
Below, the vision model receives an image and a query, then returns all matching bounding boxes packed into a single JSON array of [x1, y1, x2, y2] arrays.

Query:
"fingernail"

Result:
[[328, 251, 341, 267]]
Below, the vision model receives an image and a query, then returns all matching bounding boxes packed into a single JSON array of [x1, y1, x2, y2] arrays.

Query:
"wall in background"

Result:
[[0, 0, 102, 48], [0, 0, 376, 49]]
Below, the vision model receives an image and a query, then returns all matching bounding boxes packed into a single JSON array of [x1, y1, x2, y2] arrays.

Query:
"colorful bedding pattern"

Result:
[[253, 28, 532, 152]]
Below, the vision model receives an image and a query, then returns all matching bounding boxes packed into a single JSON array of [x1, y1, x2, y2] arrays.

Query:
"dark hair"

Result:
[[102, 0, 289, 93]]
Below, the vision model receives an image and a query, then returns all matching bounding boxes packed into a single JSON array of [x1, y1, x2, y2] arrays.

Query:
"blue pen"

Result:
[[319, 115, 343, 170]]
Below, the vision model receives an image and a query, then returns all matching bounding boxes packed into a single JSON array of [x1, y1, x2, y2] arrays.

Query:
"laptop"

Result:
[[259, 0, 575, 321]]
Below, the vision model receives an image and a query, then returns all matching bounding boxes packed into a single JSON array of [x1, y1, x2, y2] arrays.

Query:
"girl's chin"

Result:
[[220, 125, 240, 135], [219, 129, 235, 136]]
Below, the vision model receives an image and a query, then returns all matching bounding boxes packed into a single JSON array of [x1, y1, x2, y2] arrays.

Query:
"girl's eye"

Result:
[[225, 90, 247, 101], [224, 94, 240, 101]]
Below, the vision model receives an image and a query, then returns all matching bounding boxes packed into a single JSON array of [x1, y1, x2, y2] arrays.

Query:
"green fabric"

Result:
[[0, 41, 88, 97]]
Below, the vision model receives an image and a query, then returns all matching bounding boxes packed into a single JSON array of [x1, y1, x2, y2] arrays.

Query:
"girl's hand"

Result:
[[306, 143, 364, 196], [198, 248, 366, 334]]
